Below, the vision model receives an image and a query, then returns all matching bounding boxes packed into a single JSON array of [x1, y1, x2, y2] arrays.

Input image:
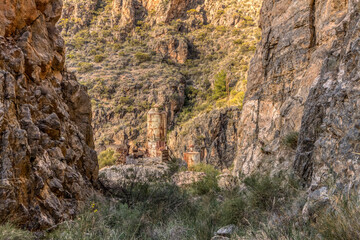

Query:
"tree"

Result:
[[213, 70, 228, 100]]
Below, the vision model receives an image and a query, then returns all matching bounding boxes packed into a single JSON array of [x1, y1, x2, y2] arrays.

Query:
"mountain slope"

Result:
[[60, 0, 261, 165]]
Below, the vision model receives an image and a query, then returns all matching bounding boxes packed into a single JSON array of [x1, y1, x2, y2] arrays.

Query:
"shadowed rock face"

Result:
[[0, 0, 98, 230], [234, 0, 360, 188], [168, 107, 241, 169]]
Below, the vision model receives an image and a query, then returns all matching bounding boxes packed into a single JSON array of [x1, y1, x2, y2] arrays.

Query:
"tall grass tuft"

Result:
[[0, 223, 34, 240], [316, 195, 360, 240]]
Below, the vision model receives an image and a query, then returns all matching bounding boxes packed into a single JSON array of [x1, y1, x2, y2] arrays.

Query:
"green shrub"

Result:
[[282, 131, 299, 150], [98, 149, 120, 169], [218, 195, 248, 226], [189, 164, 220, 195], [41, 174, 309, 239], [113, 43, 122, 51], [46, 200, 140, 240], [187, 9, 198, 15], [119, 96, 134, 105], [212, 70, 227, 100], [229, 90, 245, 108], [94, 55, 105, 63], [233, 39, 244, 45], [77, 62, 94, 73], [215, 25, 227, 33], [216, 9, 225, 17], [243, 174, 292, 211], [67, 53, 76, 59], [134, 52, 151, 63]]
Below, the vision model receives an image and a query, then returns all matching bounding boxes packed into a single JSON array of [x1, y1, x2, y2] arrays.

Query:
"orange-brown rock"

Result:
[[0, 0, 98, 230]]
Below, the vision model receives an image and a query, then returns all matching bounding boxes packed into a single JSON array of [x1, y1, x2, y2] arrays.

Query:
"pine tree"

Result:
[[213, 70, 227, 100]]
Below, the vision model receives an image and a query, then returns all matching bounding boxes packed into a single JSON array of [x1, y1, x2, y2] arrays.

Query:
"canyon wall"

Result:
[[234, 0, 360, 188], [0, 0, 98, 230]]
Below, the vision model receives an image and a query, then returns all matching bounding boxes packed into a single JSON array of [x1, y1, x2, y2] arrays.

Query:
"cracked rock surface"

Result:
[[234, 0, 360, 190], [0, 0, 98, 230]]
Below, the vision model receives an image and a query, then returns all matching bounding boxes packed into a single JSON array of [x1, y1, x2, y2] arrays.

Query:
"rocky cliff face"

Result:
[[234, 0, 360, 188], [168, 107, 240, 169], [0, 0, 98, 230]]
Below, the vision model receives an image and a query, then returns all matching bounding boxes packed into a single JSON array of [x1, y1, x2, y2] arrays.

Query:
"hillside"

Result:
[[59, 0, 261, 166]]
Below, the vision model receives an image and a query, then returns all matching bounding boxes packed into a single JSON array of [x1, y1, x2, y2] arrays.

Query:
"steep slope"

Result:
[[0, 0, 98, 230], [234, 0, 359, 189], [59, 0, 261, 166]]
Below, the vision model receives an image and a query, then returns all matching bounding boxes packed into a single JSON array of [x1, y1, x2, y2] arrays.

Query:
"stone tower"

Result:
[[147, 106, 167, 157]]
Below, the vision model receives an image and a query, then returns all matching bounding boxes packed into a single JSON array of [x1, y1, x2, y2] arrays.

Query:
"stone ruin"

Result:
[[146, 106, 167, 158], [113, 105, 201, 167], [183, 145, 201, 168]]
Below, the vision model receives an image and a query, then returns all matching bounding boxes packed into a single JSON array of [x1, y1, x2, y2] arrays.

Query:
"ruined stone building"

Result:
[[147, 106, 167, 158]]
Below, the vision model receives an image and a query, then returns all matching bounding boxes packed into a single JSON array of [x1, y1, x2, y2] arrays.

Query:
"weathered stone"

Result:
[[211, 236, 230, 240], [0, 0, 98, 230], [215, 224, 237, 237], [147, 106, 167, 158], [217, 171, 238, 191], [99, 158, 169, 193], [233, 0, 360, 192], [302, 187, 330, 221], [169, 107, 240, 169], [171, 171, 206, 186]]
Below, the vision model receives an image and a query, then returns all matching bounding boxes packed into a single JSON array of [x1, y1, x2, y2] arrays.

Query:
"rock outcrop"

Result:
[[0, 0, 98, 230], [234, 0, 360, 189], [168, 107, 240, 169], [99, 158, 169, 193]]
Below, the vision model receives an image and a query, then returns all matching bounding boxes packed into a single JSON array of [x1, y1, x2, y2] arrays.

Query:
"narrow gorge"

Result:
[[0, 0, 359, 239]]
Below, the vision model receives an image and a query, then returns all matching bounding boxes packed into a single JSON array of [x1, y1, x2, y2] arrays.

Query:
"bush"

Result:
[[46, 200, 141, 240], [187, 9, 198, 15], [229, 91, 245, 108], [23, 174, 309, 240], [215, 25, 227, 33], [98, 149, 120, 169], [189, 164, 220, 195], [218, 195, 247, 226], [243, 173, 298, 212], [282, 131, 299, 150], [94, 55, 105, 63], [119, 96, 134, 105], [134, 52, 151, 63], [212, 70, 228, 100], [77, 62, 94, 73], [216, 9, 225, 17]]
